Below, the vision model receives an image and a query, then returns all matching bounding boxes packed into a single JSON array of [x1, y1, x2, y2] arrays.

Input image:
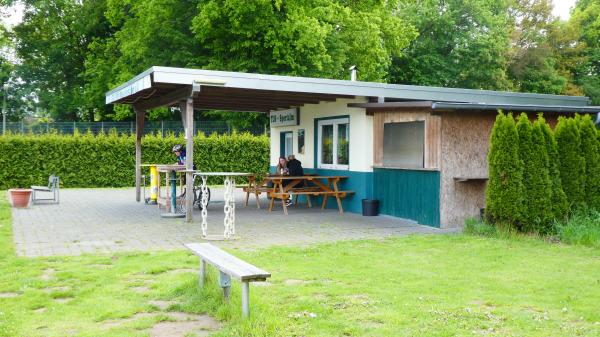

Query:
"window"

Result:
[[317, 118, 349, 169], [298, 129, 305, 154], [383, 121, 424, 168], [280, 131, 293, 158]]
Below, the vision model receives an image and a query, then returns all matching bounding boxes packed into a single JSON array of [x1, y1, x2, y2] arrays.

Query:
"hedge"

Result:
[[0, 131, 270, 189], [488, 112, 599, 234]]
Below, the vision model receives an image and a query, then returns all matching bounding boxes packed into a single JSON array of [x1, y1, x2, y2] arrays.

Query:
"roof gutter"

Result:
[[431, 102, 600, 114]]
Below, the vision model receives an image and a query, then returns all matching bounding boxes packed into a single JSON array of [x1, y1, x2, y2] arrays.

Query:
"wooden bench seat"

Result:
[[185, 243, 271, 317], [269, 190, 354, 198]]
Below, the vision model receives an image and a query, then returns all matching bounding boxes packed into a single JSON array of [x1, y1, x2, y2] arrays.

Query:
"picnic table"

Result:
[[243, 175, 353, 215]]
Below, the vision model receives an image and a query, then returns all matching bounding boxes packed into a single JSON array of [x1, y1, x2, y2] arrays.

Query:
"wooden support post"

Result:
[[241, 281, 250, 317], [184, 97, 195, 222], [134, 108, 146, 202], [219, 271, 231, 301], [199, 259, 206, 287]]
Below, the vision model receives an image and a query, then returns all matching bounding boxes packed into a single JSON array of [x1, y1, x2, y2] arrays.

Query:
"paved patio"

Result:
[[11, 188, 456, 257]]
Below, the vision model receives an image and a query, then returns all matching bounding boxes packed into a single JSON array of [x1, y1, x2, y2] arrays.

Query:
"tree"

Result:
[[390, 0, 512, 90], [507, 0, 568, 94], [486, 112, 524, 227], [539, 115, 568, 221], [555, 116, 585, 207], [578, 114, 600, 209], [569, 0, 600, 104], [13, 0, 114, 121], [191, 0, 416, 81]]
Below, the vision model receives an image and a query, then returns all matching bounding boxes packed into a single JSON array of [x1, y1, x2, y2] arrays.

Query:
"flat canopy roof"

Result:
[[106, 66, 593, 112]]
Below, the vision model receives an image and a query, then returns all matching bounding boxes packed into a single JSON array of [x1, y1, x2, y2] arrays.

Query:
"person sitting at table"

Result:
[[287, 154, 304, 176], [172, 144, 186, 165], [275, 156, 294, 206], [276, 156, 289, 175]]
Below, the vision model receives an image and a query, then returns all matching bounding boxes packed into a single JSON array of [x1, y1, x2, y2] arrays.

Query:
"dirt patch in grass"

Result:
[[149, 300, 178, 310], [40, 268, 55, 280], [54, 297, 74, 304], [130, 286, 150, 293], [149, 313, 220, 337], [33, 307, 47, 313], [102, 312, 156, 329], [42, 286, 70, 293], [0, 292, 19, 298]]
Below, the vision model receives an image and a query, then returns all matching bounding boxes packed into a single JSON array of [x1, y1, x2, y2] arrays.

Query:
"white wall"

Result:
[[270, 97, 373, 172]]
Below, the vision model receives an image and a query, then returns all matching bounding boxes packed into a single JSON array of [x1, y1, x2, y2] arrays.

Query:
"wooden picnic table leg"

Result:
[[280, 180, 288, 215], [321, 193, 329, 209], [244, 177, 253, 207], [331, 178, 344, 215], [255, 178, 264, 209], [268, 182, 277, 212], [306, 195, 312, 208]]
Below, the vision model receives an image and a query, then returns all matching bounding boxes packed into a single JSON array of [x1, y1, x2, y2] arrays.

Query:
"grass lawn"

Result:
[[1, 193, 599, 337]]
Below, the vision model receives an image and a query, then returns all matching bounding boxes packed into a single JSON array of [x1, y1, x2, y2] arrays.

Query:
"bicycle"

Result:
[[177, 175, 211, 213]]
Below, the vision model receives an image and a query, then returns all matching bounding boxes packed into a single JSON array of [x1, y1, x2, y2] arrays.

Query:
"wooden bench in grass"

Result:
[[184, 243, 271, 317]]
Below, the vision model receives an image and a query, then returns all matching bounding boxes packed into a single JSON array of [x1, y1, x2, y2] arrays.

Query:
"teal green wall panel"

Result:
[[373, 168, 440, 227]]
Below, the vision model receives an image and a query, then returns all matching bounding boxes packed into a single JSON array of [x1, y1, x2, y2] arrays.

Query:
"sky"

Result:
[[552, 0, 578, 20]]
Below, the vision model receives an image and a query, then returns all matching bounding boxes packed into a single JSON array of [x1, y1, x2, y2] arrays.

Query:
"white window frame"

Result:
[[317, 117, 350, 170]]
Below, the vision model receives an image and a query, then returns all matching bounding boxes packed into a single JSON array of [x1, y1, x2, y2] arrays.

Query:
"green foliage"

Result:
[[538, 116, 568, 221], [578, 114, 600, 209], [5, 0, 600, 122], [486, 112, 523, 226], [507, 0, 568, 95], [0, 132, 269, 189], [569, 0, 600, 104], [391, 0, 512, 90], [554, 116, 585, 206], [554, 208, 600, 249], [464, 218, 498, 237]]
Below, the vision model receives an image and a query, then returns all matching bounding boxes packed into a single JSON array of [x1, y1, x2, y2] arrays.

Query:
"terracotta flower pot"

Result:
[[9, 189, 32, 208]]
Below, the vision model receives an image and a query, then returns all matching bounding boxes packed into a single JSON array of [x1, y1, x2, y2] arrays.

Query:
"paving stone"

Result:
[[11, 188, 455, 257]]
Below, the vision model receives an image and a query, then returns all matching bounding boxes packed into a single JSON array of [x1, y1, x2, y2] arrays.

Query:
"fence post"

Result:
[[130, 121, 133, 134], [46, 122, 49, 133], [227, 122, 231, 135], [73, 121, 76, 133], [161, 120, 164, 137], [101, 121, 104, 133], [21, 120, 24, 133]]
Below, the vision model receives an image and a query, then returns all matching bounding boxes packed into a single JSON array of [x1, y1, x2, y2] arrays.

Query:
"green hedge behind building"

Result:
[[0, 132, 270, 189]]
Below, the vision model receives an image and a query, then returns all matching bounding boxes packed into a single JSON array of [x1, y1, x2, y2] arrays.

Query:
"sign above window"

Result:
[[270, 108, 299, 127]]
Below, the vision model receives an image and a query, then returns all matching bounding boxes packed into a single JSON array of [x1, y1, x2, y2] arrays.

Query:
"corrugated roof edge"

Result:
[[105, 66, 592, 107], [431, 102, 600, 113]]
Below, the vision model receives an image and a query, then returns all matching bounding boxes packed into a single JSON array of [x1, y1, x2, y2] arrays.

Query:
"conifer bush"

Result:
[[555, 116, 585, 207], [529, 118, 553, 232], [515, 114, 552, 232], [539, 116, 569, 221], [578, 114, 600, 209], [486, 112, 524, 226]]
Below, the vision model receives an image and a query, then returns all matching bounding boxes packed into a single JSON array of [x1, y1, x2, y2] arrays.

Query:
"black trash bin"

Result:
[[362, 199, 379, 216]]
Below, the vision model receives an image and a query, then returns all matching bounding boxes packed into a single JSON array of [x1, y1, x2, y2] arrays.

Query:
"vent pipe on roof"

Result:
[[349, 65, 357, 81]]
